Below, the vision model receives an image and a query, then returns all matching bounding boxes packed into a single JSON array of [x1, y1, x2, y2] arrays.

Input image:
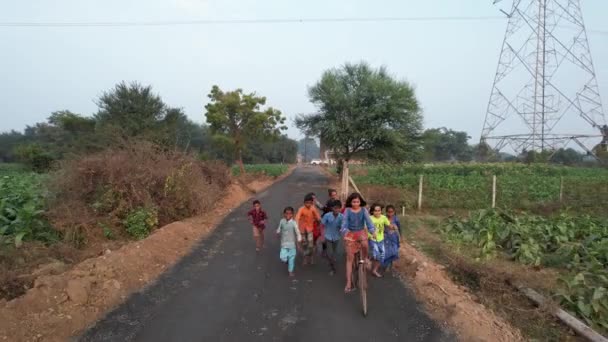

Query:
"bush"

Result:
[[48, 142, 230, 240], [15, 144, 55, 173], [124, 207, 158, 239]]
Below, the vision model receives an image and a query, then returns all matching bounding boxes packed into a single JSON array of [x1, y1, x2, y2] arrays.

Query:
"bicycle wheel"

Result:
[[358, 260, 367, 316]]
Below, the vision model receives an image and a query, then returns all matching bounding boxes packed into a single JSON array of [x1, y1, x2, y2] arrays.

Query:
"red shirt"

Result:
[[247, 208, 268, 229]]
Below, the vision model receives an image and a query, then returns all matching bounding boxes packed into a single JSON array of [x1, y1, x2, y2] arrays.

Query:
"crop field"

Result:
[[350, 164, 608, 211], [442, 209, 608, 333], [231, 164, 289, 178]]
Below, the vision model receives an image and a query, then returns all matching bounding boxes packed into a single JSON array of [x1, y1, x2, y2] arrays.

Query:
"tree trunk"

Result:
[[237, 148, 245, 175]]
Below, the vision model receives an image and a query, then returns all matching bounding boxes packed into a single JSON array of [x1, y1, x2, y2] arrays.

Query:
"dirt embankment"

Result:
[[0, 167, 294, 342]]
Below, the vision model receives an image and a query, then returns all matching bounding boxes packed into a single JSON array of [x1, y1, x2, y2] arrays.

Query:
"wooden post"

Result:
[[402, 206, 405, 216], [417, 175, 423, 211], [559, 176, 564, 203], [492, 175, 497, 209], [341, 160, 350, 202]]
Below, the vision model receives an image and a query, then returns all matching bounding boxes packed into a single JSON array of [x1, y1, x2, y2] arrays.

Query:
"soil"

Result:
[[0, 168, 294, 342]]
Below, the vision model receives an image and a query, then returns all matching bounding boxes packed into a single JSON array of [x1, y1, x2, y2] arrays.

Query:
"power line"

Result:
[[0, 16, 505, 27]]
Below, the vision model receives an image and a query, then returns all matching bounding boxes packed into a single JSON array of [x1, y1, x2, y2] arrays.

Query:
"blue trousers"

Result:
[[280, 247, 297, 272]]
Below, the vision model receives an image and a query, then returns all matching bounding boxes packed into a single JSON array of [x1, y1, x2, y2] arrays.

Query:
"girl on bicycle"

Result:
[[340, 192, 376, 293], [382, 205, 401, 271], [369, 203, 390, 278]]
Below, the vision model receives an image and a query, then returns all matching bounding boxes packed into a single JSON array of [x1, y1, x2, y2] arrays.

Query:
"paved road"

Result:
[[80, 167, 452, 342]]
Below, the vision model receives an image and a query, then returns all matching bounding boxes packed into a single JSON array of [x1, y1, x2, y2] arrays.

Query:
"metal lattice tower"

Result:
[[481, 0, 607, 158]]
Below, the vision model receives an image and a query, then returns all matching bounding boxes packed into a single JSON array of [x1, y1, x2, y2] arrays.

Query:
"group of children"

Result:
[[247, 189, 401, 289]]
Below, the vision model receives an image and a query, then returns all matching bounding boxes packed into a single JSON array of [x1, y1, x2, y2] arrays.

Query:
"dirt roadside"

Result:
[[0, 167, 295, 342], [324, 169, 524, 342]]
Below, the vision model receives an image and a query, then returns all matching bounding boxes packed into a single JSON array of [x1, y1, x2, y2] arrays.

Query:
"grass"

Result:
[[231, 164, 289, 177]]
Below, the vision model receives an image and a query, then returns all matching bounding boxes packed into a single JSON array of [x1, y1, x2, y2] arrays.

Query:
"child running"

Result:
[[382, 205, 401, 271], [320, 199, 343, 275], [340, 193, 376, 293], [296, 194, 322, 265], [247, 200, 268, 252], [369, 204, 390, 278], [276, 207, 302, 277]]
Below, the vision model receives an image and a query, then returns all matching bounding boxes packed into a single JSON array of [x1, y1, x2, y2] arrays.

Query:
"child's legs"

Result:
[[287, 248, 296, 272], [280, 248, 289, 262], [305, 229, 314, 256], [259, 228, 265, 247], [252, 226, 261, 248]]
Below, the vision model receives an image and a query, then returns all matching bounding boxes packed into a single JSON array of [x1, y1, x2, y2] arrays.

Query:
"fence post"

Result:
[[559, 176, 564, 203], [402, 206, 405, 216], [492, 175, 497, 209], [418, 175, 424, 211]]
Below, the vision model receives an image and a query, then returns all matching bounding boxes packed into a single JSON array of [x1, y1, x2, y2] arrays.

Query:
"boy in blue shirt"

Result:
[[320, 200, 343, 275]]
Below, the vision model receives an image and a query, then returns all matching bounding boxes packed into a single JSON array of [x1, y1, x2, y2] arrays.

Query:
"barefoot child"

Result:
[[369, 203, 390, 278], [382, 205, 401, 271], [296, 194, 321, 265], [247, 200, 268, 252], [276, 207, 302, 276], [320, 199, 343, 275]]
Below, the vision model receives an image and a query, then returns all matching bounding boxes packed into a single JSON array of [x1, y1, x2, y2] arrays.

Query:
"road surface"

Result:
[[80, 167, 452, 342]]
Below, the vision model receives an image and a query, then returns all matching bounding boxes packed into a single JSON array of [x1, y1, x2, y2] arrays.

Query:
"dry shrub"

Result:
[[48, 142, 230, 240]]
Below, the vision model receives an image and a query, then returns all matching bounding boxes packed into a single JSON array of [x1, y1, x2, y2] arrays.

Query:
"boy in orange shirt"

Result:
[[296, 194, 321, 265]]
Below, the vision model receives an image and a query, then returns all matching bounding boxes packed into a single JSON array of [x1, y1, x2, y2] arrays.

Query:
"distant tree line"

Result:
[[0, 82, 297, 171]]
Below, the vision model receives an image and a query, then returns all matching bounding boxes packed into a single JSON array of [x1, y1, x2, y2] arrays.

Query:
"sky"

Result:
[[1, 0, 607, 145]]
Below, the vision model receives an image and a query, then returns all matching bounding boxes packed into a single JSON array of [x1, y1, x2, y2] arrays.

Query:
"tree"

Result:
[[0, 131, 27, 162], [204, 85, 287, 173], [295, 62, 422, 166], [550, 148, 584, 165], [422, 128, 472, 162], [95, 82, 167, 137]]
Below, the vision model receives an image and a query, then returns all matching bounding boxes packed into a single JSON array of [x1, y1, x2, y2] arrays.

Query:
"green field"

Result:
[[231, 164, 289, 177], [351, 163, 608, 210], [441, 209, 608, 333]]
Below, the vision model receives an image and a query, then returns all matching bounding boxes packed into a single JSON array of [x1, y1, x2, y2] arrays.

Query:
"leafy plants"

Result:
[[0, 173, 56, 247], [441, 209, 608, 333], [351, 163, 608, 210], [123, 207, 158, 240]]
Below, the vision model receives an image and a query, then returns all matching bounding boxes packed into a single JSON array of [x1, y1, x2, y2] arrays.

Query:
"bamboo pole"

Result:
[[417, 175, 423, 211], [511, 282, 608, 342], [349, 176, 361, 195], [492, 175, 497, 209]]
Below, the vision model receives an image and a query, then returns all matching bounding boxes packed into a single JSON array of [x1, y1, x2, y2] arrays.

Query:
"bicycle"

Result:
[[351, 249, 368, 317]]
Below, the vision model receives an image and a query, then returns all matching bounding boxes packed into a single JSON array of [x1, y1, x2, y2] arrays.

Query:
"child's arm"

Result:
[[340, 209, 349, 235], [294, 222, 302, 242], [276, 219, 282, 235], [363, 208, 376, 235]]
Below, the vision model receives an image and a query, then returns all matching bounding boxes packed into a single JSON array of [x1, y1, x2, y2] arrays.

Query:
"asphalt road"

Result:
[[79, 167, 452, 342]]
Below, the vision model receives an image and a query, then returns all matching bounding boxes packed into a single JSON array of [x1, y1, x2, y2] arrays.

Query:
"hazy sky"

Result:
[[1, 0, 607, 143]]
